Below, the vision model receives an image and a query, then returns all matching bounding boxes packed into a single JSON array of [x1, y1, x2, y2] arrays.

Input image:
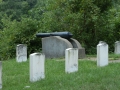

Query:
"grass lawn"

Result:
[[2, 57, 120, 90]]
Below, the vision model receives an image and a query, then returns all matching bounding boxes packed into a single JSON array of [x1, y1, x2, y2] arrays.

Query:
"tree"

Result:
[[36, 0, 116, 53]]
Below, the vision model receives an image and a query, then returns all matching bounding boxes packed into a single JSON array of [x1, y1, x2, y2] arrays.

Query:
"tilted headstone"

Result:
[[65, 48, 78, 73], [42, 36, 85, 58], [30, 53, 45, 82], [0, 62, 2, 89], [97, 41, 108, 67], [16, 44, 27, 62], [114, 41, 120, 54]]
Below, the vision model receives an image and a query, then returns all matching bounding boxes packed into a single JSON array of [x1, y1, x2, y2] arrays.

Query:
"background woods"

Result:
[[0, 0, 120, 60]]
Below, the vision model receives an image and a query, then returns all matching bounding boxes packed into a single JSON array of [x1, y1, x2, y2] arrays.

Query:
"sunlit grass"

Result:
[[2, 58, 120, 90]]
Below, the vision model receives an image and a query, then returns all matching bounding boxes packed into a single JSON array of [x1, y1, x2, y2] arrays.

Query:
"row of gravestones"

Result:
[[16, 41, 120, 81], [0, 41, 119, 89], [30, 48, 79, 82], [16, 41, 120, 63], [24, 41, 109, 82], [15, 41, 112, 82]]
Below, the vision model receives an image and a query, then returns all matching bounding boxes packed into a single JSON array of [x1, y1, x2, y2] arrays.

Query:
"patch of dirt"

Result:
[[79, 57, 97, 61], [109, 60, 120, 63], [79, 57, 120, 63], [56, 56, 120, 63]]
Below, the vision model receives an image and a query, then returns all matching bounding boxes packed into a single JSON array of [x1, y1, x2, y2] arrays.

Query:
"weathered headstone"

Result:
[[30, 53, 45, 82], [0, 62, 2, 89], [114, 41, 120, 54], [16, 44, 27, 62], [97, 41, 108, 67], [65, 48, 78, 73]]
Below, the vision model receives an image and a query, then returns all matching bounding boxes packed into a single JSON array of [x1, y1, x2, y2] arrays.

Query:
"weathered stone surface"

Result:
[[65, 48, 78, 73], [42, 36, 73, 58], [42, 36, 85, 58], [97, 41, 108, 67], [0, 62, 2, 89], [30, 53, 45, 82], [68, 38, 82, 48], [114, 41, 120, 54], [68, 38, 86, 58], [78, 48, 86, 59], [16, 44, 27, 62]]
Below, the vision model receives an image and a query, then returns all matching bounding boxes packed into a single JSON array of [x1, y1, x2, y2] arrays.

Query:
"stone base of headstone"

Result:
[[97, 41, 108, 67], [30, 53, 45, 82], [0, 62, 2, 89], [114, 41, 120, 54], [78, 48, 86, 59], [65, 48, 78, 73]]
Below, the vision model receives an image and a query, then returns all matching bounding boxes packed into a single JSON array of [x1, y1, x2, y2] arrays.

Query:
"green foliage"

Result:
[[37, 0, 116, 54], [0, 0, 120, 60], [0, 16, 17, 60], [0, 16, 41, 60], [0, 0, 37, 30]]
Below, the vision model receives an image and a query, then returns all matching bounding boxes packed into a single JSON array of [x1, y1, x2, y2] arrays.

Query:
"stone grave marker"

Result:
[[16, 44, 27, 62], [0, 62, 2, 89], [114, 41, 120, 54], [97, 41, 108, 67], [65, 48, 78, 73], [30, 53, 45, 82]]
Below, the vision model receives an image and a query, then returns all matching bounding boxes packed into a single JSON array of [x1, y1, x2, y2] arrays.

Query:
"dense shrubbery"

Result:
[[38, 0, 120, 54], [0, 0, 120, 60], [0, 16, 41, 60]]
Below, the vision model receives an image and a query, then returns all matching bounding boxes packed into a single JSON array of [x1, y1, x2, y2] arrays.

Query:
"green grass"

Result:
[[109, 54, 120, 60], [86, 54, 120, 60], [2, 58, 120, 90]]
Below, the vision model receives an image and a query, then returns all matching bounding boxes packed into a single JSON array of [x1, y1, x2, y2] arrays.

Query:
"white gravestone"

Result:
[[65, 48, 78, 73], [97, 41, 108, 67], [114, 41, 120, 54], [0, 62, 2, 89], [16, 44, 27, 62], [30, 53, 45, 82]]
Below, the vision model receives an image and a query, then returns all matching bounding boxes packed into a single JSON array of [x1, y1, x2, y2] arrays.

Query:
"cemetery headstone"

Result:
[[65, 48, 78, 73], [16, 44, 27, 62], [97, 41, 108, 67], [0, 62, 2, 89], [30, 53, 45, 82], [114, 41, 120, 54]]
